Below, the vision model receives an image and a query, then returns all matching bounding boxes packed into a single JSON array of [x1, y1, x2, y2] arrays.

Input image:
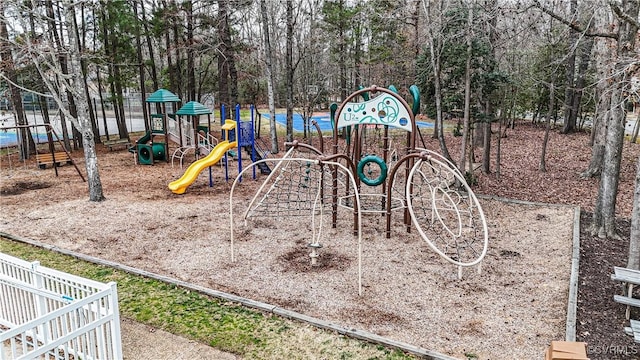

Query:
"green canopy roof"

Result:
[[145, 89, 181, 103], [176, 101, 212, 116]]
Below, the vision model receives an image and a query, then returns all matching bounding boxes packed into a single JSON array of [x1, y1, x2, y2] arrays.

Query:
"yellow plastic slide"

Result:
[[168, 140, 237, 194]]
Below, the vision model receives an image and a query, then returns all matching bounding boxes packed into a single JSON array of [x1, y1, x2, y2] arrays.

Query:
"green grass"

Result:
[[0, 237, 415, 359]]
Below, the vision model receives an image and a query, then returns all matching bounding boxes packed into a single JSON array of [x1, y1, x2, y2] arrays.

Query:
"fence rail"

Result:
[[0, 252, 122, 360]]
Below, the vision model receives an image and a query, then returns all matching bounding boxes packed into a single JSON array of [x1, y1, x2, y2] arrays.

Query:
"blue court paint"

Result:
[[262, 113, 433, 133]]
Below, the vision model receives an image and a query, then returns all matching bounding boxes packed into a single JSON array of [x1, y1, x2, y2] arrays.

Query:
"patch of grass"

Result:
[[0, 237, 416, 359]]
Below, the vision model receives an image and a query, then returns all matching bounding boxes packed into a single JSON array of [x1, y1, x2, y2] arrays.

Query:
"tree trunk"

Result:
[[496, 115, 502, 179], [259, 0, 278, 154], [582, 8, 612, 176], [228, 46, 238, 110], [66, 2, 104, 200], [593, 86, 626, 238], [133, 0, 149, 134], [337, 0, 347, 102], [582, 80, 609, 178], [112, 65, 128, 139], [430, 41, 441, 141], [171, 3, 183, 101], [561, 0, 578, 134], [162, 0, 177, 100], [593, 0, 639, 238], [631, 110, 640, 144], [285, 0, 294, 143], [218, 0, 239, 110], [141, 1, 159, 92], [568, 35, 595, 133], [482, 111, 491, 174], [353, 22, 362, 91], [75, 3, 100, 144], [46, 0, 72, 151], [423, 0, 451, 161], [481, 0, 498, 174], [95, 67, 112, 139], [540, 82, 555, 172], [459, 5, 473, 175], [186, 0, 195, 101], [627, 155, 640, 269], [217, 0, 230, 107], [0, 10, 30, 159], [411, 0, 420, 80]]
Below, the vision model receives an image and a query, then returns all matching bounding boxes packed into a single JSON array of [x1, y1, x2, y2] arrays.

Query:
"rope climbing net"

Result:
[[240, 147, 354, 219], [229, 149, 365, 294]]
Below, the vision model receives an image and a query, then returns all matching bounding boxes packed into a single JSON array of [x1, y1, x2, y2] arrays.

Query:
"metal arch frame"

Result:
[[229, 156, 365, 295], [405, 153, 489, 268]]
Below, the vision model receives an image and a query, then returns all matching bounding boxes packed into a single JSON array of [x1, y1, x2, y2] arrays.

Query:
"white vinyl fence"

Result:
[[0, 252, 122, 360]]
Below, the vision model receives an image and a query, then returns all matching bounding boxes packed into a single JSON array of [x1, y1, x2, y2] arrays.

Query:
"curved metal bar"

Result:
[[310, 120, 324, 153], [405, 156, 488, 267], [284, 140, 323, 155], [385, 152, 422, 238], [229, 157, 365, 295], [409, 85, 420, 116]]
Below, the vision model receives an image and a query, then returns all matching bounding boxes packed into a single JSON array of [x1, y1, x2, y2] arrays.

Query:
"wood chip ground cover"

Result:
[[1, 121, 638, 359]]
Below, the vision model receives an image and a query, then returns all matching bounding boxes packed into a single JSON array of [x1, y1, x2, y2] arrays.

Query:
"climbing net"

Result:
[[239, 147, 354, 219], [406, 150, 488, 269], [228, 147, 365, 293]]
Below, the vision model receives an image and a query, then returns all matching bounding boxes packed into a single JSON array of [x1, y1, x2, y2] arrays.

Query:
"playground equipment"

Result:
[[220, 104, 272, 179], [168, 103, 271, 194], [171, 101, 218, 168], [168, 120, 237, 194], [136, 89, 180, 165], [229, 85, 488, 295], [0, 123, 85, 181]]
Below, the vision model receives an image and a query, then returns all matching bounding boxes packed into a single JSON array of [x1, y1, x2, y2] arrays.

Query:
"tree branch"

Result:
[[0, 73, 54, 98], [533, 0, 618, 39], [611, 1, 640, 29]]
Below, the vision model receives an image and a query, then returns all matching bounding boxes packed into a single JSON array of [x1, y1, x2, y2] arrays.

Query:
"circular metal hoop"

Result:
[[357, 155, 388, 186], [406, 157, 488, 267]]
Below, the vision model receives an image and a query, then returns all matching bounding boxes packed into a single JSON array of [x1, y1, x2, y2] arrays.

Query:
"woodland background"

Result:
[[1, 1, 640, 277]]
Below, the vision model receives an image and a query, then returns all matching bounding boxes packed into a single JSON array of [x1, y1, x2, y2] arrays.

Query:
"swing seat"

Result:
[[35, 152, 72, 169]]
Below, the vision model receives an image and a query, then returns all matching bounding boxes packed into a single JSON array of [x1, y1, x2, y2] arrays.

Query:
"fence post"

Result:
[[108, 282, 123, 359], [30, 261, 51, 344]]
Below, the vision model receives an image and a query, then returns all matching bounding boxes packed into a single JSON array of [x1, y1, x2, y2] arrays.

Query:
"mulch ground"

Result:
[[578, 213, 640, 359], [2, 119, 640, 358], [410, 120, 640, 358]]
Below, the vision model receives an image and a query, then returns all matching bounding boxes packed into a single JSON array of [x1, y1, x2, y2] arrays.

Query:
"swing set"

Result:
[[0, 123, 85, 181]]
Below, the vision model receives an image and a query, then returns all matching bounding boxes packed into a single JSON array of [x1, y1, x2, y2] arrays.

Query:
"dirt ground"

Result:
[[0, 139, 577, 360]]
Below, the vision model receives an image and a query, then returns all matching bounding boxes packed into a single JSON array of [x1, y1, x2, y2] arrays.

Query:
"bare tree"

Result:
[[17, 0, 105, 201], [561, 0, 578, 134], [540, 81, 555, 172], [285, 0, 294, 143], [459, 2, 473, 175], [421, 0, 453, 163], [580, 10, 614, 178], [0, 4, 31, 160], [592, 0, 639, 238], [535, 0, 639, 238], [259, 0, 278, 154]]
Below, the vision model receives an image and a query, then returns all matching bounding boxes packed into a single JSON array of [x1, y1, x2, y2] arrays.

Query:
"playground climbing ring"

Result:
[[357, 155, 387, 186], [406, 152, 488, 268]]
